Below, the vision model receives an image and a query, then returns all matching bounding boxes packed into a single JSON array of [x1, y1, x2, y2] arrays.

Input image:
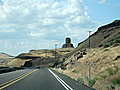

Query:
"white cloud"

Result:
[[29, 32, 43, 37], [0, 0, 99, 55], [97, 0, 107, 5]]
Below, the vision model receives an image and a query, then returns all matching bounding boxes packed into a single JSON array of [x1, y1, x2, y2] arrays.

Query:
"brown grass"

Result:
[[54, 46, 120, 90]]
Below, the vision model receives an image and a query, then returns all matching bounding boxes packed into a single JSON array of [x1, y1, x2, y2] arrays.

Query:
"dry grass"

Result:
[[54, 46, 120, 90], [7, 59, 30, 67]]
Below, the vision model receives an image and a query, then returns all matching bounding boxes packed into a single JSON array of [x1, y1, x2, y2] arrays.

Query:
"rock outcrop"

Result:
[[8, 48, 74, 67], [62, 37, 74, 48]]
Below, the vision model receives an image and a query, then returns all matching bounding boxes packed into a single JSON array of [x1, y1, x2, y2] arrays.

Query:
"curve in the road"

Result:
[[0, 69, 37, 90]]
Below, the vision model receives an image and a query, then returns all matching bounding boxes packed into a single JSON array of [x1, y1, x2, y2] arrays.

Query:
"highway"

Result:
[[0, 68, 95, 90]]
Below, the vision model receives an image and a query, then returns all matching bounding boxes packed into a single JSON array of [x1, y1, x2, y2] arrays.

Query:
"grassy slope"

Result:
[[54, 46, 120, 90], [54, 20, 120, 89]]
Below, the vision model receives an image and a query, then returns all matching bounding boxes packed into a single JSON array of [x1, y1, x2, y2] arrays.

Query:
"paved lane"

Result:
[[0, 69, 33, 85], [0, 68, 95, 90]]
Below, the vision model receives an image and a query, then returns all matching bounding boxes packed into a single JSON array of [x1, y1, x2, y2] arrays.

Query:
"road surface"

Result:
[[0, 68, 95, 90]]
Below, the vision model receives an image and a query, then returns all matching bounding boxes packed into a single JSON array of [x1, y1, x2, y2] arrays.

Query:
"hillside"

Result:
[[54, 46, 120, 90], [8, 48, 74, 67], [0, 53, 14, 67], [65, 20, 120, 58], [53, 20, 120, 90]]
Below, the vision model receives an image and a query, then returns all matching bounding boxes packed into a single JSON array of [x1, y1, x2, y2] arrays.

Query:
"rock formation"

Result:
[[62, 37, 74, 48]]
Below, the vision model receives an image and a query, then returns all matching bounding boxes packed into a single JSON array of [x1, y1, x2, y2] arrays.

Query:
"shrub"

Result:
[[106, 68, 114, 75], [77, 77, 84, 84], [114, 66, 119, 73], [107, 84, 115, 89], [93, 76, 103, 81], [61, 65, 66, 70], [111, 77, 120, 85], [110, 41, 115, 46], [101, 74, 108, 79], [104, 43, 111, 48], [88, 78, 96, 87], [106, 66, 119, 75], [115, 40, 120, 43], [95, 59, 100, 63]]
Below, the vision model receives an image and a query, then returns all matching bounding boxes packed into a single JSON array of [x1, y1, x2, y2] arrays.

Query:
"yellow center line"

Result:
[[0, 69, 38, 90], [0, 73, 28, 87]]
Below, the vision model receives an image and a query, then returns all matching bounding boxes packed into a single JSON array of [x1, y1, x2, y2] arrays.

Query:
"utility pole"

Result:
[[55, 44, 57, 60], [44, 49, 47, 57], [88, 31, 92, 48], [88, 31, 92, 79]]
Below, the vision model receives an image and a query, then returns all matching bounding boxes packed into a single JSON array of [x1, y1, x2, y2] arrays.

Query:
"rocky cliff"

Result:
[[8, 48, 74, 67]]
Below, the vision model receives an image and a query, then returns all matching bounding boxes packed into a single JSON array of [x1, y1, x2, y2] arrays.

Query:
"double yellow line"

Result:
[[0, 69, 38, 90]]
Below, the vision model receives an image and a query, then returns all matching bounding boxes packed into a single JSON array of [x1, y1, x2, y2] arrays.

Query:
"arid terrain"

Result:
[[0, 53, 14, 67], [7, 48, 74, 67], [1, 20, 120, 90], [54, 46, 120, 90], [53, 20, 120, 90]]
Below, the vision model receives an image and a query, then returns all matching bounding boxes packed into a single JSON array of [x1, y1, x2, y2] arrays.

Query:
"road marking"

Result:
[[48, 69, 73, 90], [0, 69, 37, 90], [0, 73, 28, 87]]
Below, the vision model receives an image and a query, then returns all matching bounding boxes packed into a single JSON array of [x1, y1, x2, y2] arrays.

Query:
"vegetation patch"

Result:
[[100, 74, 108, 79], [87, 78, 96, 87], [93, 76, 103, 81], [95, 59, 100, 63], [104, 39, 120, 48], [106, 66, 119, 75], [107, 84, 115, 90], [111, 76, 120, 85], [77, 77, 84, 84], [104, 43, 111, 48]]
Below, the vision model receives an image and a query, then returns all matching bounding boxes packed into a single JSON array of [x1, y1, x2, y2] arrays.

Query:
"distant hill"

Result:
[[0, 53, 14, 66], [0, 53, 14, 58]]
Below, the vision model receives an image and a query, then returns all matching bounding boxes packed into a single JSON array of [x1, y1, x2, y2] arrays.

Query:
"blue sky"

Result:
[[84, 0, 120, 24], [0, 0, 119, 56]]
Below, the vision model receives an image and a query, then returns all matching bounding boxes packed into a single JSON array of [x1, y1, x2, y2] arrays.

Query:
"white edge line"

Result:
[[48, 69, 69, 90], [54, 73, 73, 90], [48, 69, 73, 90]]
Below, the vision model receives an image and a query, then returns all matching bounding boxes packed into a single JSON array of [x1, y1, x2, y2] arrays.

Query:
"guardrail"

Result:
[[0, 67, 24, 74]]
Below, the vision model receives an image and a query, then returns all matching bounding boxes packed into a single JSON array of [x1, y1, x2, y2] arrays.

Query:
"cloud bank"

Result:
[[0, 0, 99, 55]]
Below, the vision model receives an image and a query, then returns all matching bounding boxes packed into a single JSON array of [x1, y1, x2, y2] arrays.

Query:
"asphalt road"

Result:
[[0, 68, 95, 90]]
